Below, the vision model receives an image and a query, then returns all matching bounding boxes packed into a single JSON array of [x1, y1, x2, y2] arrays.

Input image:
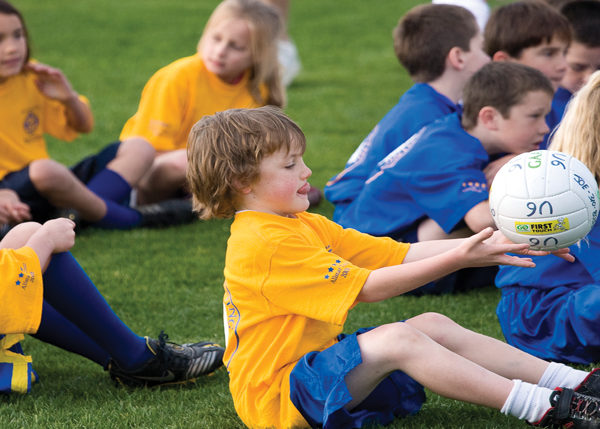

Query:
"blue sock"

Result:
[[93, 199, 142, 230], [33, 301, 110, 368], [41, 252, 153, 370], [87, 169, 132, 204]]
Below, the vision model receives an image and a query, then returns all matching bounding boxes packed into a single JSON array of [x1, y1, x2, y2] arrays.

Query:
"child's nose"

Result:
[[302, 165, 312, 179]]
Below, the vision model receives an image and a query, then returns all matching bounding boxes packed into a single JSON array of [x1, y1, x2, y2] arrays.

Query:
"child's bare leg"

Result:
[[0, 221, 40, 248], [136, 149, 187, 204], [344, 321, 513, 410], [405, 312, 548, 383], [106, 137, 155, 186], [29, 159, 106, 221]]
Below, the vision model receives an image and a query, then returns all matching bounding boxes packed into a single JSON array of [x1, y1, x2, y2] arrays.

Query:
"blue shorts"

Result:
[[289, 326, 426, 429], [0, 142, 120, 222], [498, 284, 600, 364]]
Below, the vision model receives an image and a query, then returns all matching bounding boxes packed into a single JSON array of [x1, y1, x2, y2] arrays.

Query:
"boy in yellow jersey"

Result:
[[187, 106, 600, 429]]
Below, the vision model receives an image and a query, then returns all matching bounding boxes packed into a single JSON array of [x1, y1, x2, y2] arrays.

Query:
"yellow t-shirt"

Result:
[[0, 247, 42, 395], [0, 70, 88, 180], [223, 211, 411, 429], [119, 55, 267, 152]]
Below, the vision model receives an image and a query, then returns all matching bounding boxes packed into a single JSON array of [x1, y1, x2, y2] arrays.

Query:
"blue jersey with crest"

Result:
[[337, 113, 490, 238], [325, 83, 460, 221]]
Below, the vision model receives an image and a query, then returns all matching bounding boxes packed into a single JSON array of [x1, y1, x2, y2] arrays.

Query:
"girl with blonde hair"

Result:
[[120, 0, 285, 205]]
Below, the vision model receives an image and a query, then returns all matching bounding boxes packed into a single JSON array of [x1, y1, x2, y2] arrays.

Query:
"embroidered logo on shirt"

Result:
[[461, 181, 487, 193], [324, 259, 350, 283], [15, 263, 35, 290], [23, 111, 39, 135]]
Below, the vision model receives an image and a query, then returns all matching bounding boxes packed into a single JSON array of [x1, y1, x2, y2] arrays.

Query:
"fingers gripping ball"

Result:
[[489, 150, 599, 250]]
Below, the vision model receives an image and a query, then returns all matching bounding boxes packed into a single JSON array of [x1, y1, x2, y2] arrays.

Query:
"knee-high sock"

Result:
[[41, 252, 153, 370], [86, 169, 132, 204], [33, 301, 110, 368], [93, 199, 142, 230]]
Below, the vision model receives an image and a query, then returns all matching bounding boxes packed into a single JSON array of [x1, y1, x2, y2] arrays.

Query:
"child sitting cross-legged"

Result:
[[186, 105, 600, 429]]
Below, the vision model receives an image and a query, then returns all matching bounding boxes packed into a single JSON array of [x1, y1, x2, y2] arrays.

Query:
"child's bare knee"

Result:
[[29, 159, 69, 189], [0, 222, 42, 248], [119, 138, 156, 164], [370, 322, 429, 359], [411, 312, 454, 327]]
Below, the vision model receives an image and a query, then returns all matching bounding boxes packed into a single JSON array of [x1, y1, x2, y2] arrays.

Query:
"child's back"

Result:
[[324, 4, 488, 220]]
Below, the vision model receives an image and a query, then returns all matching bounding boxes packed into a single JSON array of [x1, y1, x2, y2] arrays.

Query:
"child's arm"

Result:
[[25, 62, 94, 134], [463, 200, 496, 233], [358, 228, 565, 302], [24, 218, 76, 269]]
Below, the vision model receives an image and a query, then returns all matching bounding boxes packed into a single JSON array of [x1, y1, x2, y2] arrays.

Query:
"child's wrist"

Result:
[[60, 91, 80, 105]]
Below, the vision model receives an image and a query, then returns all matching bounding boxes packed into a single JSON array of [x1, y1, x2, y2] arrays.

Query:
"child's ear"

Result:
[[233, 178, 252, 194], [447, 46, 465, 70], [478, 106, 501, 130], [492, 51, 511, 62]]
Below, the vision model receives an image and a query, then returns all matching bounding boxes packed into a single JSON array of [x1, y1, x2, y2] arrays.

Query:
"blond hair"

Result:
[[549, 71, 600, 182], [186, 106, 306, 219], [198, 0, 285, 107]]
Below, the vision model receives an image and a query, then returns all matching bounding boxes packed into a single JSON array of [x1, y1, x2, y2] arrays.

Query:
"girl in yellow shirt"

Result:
[[120, 0, 285, 205], [0, 1, 174, 230]]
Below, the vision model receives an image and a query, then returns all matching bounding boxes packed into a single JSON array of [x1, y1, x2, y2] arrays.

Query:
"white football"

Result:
[[489, 150, 599, 250]]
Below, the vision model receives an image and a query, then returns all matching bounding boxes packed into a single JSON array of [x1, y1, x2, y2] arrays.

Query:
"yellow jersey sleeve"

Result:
[[0, 247, 43, 335]]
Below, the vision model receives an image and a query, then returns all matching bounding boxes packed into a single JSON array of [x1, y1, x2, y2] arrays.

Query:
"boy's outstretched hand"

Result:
[[458, 228, 574, 269]]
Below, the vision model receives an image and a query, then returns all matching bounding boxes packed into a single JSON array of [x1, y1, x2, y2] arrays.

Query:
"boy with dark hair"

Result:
[[324, 4, 489, 221], [484, 0, 572, 149], [336, 62, 553, 294], [186, 105, 600, 429]]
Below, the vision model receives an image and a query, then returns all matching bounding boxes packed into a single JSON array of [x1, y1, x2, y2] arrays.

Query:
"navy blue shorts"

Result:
[[0, 142, 120, 222], [289, 326, 426, 428]]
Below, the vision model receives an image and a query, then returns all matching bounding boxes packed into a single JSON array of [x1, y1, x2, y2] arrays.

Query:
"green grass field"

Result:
[[1, 1, 586, 428]]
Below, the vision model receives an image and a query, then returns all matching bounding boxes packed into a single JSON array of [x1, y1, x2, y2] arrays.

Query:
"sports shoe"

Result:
[[109, 332, 224, 387], [533, 387, 600, 428], [576, 369, 600, 398], [137, 198, 196, 228]]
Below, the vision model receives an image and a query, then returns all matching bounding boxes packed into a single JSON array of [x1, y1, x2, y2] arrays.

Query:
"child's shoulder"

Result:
[[151, 54, 203, 81]]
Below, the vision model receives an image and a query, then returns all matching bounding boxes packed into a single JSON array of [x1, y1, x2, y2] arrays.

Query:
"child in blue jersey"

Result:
[[187, 106, 600, 429], [337, 62, 553, 294], [324, 4, 489, 221], [0, 211, 223, 394], [495, 70, 600, 366], [484, 1, 572, 150]]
